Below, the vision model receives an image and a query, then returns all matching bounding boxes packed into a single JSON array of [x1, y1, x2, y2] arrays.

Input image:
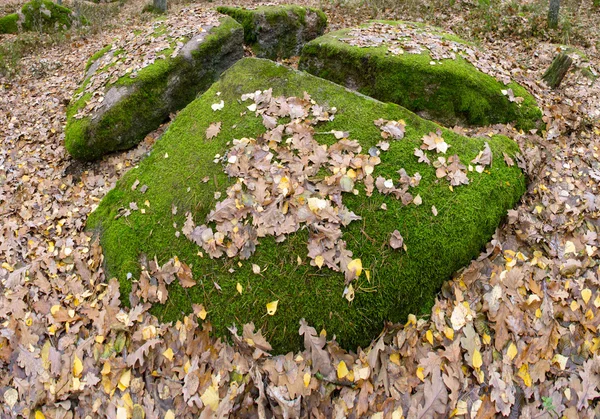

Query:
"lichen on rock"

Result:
[[64, 7, 244, 161], [217, 5, 327, 59], [299, 21, 542, 130], [87, 58, 526, 353], [0, 0, 79, 34]]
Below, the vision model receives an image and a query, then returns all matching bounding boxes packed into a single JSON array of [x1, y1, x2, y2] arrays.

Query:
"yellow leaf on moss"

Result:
[[347, 259, 362, 277], [314, 255, 324, 269], [72, 355, 83, 378], [236, 283, 243, 295], [337, 361, 349, 379], [266, 300, 278, 316]]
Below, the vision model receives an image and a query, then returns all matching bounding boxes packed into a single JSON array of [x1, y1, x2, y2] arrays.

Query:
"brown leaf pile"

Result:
[[1, 1, 600, 417]]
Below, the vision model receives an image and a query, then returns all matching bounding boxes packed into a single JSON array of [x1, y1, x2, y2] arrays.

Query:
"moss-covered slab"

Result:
[[88, 58, 525, 353], [299, 21, 541, 130], [0, 0, 78, 34], [64, 7, 243, 161], [216, 5, 326, 59]]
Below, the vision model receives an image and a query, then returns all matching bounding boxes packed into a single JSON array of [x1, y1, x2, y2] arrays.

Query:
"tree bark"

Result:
[[548, 0, 560, 29], [542, 52, 572, 89], [153, 0, 166, 13]]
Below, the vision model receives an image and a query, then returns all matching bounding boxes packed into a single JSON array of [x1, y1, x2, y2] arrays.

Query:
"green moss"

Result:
[[65, 16, 243, 161], [88, 58, 526, 354], [85, 44, 112, 72], [0, 13, 18, 34], [299, 21, 541, 130], [0, 0, 78, 34], [217, 5, 327, 59]]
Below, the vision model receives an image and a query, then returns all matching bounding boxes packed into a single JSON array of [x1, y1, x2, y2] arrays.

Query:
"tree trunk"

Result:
[[153, 0, 166, 13], [542, 52, 572, 89], [548, 0, 560, 29]]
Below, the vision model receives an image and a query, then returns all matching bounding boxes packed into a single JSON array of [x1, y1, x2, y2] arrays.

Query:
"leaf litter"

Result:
[[1, 1, 600, 417]]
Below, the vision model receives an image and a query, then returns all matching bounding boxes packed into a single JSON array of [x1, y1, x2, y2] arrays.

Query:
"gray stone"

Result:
[[65, 9, 244, 161]]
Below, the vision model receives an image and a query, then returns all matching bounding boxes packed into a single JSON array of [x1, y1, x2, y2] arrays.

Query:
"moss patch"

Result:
[[0, 0, 77, 34], [65, 15, 243, 161], [217, 5, 326, 59], [299, 21, 541, 130], [88, 58, 526, 354]]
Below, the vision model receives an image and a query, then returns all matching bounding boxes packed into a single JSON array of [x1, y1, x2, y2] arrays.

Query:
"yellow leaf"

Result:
[[314, 255, 324, 269], [517, 364, 532, 387], [390, 352, 400, 366], [344, 284, 355, 302], [365, 270, 371, 281], [266, 300, 278, 316], [35, 411, 45, 419], [570, 300, 579, 312], [472, 349, 483, 369], [444, 326, 454, 340], [116, 407, 127, 419], [416, 366, 425, 381], [236, 283, 243, 295], [564, 241, 576, 255], [594, 294, 600, 308], [162, 348, 174, 361], [198, 305, 207, 320], [303, 372, 311, 388], [582, 288, 592, 304], [72, 355, 83, 378], [118, 369, 131, 391], [200, 384, 220, 411], [425, 330, 434, 345], [41, 341, 51, 370], [506, 342, 518, 361], [337, 361, 349, 379], [347, 259, 362, 277], [482, 333, 491, 345], [50, 305, 61, 316], [251, 264, 261, 274], [552, 354, 568, 370], [101, 361, 111, 375], [165, 410, 175, 419], [1, 262, 13, 272]]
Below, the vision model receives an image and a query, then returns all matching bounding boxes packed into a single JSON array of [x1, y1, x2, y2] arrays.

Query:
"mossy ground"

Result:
[[299, 21, 541, 130], [88, 58, 526, 354], [217, 5, 326, 59], [0, 0, 75, 34], [65, 16, 243, 161]]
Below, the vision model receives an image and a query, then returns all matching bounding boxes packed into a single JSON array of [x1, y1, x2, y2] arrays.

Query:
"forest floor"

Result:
[[1, 0, 600, 417]]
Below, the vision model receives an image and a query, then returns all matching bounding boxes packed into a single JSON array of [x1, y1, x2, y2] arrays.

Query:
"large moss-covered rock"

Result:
[[216, 5, 326, 59], [88, 58, 525, 353], [300, 21, 542, 130], [0, 0, 77, 34], [65, 8, 243, 161]]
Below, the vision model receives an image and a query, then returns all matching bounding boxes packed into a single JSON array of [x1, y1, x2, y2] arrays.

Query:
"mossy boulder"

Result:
[[299, 21, 542, 130], [88, 58, 526, 353], [0, 0, 77, 34], [216, 5, 327, 60], [65, 9, 244, 161]]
